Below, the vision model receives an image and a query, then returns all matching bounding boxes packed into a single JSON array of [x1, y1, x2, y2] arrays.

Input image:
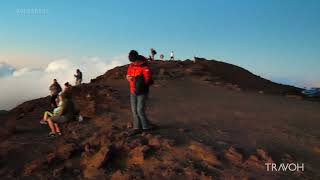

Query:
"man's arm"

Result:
[[58, 103, 66, 116], [142, 67, 151, 84], [126, 65, 134, 81]]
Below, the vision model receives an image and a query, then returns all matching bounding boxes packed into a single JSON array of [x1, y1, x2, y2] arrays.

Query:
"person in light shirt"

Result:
[[170, 51, 174, 60]]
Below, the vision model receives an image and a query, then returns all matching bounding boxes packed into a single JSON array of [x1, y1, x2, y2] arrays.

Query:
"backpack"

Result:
[[134, 74, 150, 95], [57, 84, 62, 93], [51, 83, 62, 95]]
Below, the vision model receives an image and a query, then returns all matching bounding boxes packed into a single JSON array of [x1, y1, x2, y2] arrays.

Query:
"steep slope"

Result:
[[0, 59, 319, 180]]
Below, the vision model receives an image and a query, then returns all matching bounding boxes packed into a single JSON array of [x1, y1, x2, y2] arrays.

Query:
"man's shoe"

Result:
[[48, 132, 56, 138], [128, 129, 142, 136], [148, 123, 159, 130], [142, 127, 153, 132], [40, 120, 48, 125], [143, 124, 158, 131]]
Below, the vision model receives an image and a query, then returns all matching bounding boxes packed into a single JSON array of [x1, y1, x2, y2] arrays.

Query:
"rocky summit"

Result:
[[0, 58, 319, 179]]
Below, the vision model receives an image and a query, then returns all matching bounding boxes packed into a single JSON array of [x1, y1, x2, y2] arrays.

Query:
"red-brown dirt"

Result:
[[0, 59, 319, 179]]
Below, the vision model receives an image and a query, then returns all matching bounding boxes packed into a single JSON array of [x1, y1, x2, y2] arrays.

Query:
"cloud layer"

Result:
[[0, 63, 16, 77], [0, 55, 127, 110]]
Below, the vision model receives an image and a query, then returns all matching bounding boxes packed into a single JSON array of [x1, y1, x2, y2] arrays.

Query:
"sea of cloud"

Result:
[[1, 56, 319, 110], [0, 55, 127, 110]]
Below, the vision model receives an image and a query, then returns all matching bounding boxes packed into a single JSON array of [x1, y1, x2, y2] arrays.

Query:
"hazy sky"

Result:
[[1, 0, 320, 77], [0, 0, 320, 109]]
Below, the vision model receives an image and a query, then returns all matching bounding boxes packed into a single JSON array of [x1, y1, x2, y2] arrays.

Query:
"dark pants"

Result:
[[130, 94, 150, 129], [75, 79, 82, 86], [50, 95, 58, 108], [52, 115, 68, 124]]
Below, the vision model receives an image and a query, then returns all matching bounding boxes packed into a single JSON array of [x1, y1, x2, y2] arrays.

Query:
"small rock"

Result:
[[56, 143, 77, 160], [188, 141, 221, 166], [224, 147, 243, 164], [111, 170, 131, 180], [127, 145, 150, 165], [148, 136, 161, 148], [24, 159, 43, 175], [256, 149, 274, 163], [81, 145, 110, 169]]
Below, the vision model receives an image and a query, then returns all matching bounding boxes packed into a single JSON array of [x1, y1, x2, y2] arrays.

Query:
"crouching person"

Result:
[[46, 92, 76, 137]]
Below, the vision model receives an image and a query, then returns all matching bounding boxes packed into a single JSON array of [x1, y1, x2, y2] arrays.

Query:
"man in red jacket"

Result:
[[126, 50, 152, 135]]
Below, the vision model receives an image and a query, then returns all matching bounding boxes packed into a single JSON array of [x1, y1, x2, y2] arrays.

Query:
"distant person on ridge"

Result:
[[74, 69, 83, 86], [170, 51, 174, 60], [150, 48, 157, 61], [160, 54, 164, 60], [49, 79, 62, 108], [126, 50, 153, 135]]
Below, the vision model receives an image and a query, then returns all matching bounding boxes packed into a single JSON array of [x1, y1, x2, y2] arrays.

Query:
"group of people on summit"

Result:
[[40, 69, 82, 137], [41, 49, 170, 137], [149, 48, 175, 61]]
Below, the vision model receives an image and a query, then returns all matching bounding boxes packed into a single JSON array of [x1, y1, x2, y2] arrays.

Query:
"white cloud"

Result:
[[0, 63, 15, 77], [12, 67, 35, 77], [45, 59, 73, 73], [0, 55, 128, 110]]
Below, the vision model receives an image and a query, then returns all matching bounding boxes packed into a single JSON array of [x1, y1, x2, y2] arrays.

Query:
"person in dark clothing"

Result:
[[126, 50, 153, 135], [160, 54, 164, 60], [74, 69, 83, 86], [49, 79, 62, 108], [150, 48, 157, 60], [63, 82, 73, 99]]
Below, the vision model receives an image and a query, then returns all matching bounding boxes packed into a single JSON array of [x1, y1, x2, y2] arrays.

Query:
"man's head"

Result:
[[64, 82, 70, 88], [129, 50, 139, 62], [53, 79, 57, 83]]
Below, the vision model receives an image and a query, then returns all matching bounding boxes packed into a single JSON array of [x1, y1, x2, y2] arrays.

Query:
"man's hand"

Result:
[[126, 75, 135, 81]]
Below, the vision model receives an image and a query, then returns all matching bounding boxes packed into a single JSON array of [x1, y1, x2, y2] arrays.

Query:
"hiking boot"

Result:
[[128, 129, 142, 136], [48, 132, 56, 138], [143, 124, 158, 131], [142, 128, 153, 132], [148, 123, 159, 130], [40, 120, 48, 125]]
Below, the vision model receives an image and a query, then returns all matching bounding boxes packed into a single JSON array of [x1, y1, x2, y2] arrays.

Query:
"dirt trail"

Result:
[[111, 78, 320, 177]]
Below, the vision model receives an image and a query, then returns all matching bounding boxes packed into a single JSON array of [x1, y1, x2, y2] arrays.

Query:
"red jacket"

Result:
[[126, 61, 151, 94]]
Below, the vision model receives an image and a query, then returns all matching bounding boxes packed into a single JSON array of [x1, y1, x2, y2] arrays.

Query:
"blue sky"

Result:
[[0, 0, 320, 87]]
